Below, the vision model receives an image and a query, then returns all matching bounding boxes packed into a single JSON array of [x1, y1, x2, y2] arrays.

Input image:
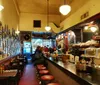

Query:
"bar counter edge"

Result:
[[45, 57, 93, 85]]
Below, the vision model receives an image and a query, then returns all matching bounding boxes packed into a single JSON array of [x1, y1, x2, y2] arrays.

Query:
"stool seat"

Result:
[[39, 70, 49, 74], [37, 64, 44, 67], [47, 83, 60, 85], [37, 66, 46, 70], [41, 75, 54, 81]]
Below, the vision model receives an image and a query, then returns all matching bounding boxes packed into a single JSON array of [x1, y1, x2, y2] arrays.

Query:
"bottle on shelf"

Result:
[[0, 64, 4, 74]]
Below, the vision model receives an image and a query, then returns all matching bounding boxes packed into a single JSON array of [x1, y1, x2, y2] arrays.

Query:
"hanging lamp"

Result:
[[59, 0, 71, 15], [0, 5, 4, 11], [45, 0, 51, 31]]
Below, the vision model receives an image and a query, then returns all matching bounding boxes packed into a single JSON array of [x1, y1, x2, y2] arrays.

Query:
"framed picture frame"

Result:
[[33, 20, 41, 28]]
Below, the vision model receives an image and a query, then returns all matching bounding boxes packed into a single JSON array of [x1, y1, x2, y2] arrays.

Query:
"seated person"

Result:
[[34, 46, 47, 66]]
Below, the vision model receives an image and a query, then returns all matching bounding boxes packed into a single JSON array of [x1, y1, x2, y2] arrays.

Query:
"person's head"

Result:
[[39, 47, 43, 52], [36, 46, 40, 50]]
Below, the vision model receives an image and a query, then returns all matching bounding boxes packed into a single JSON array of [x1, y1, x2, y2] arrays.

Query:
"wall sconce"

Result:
[[45, 0, 51, 31], [59, 0, 71, 15], [0, 5, 4, 11], [15, 29, 20, 34], [15, 26, 20, 34]]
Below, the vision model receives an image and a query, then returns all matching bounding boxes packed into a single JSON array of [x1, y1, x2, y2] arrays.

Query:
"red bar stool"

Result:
[[37, 64, 44, 68], [36, 64, 46, 74], [36, 64, 47, 79], [37, 66, 46, 70], [47, 83, 60, 85], [39, 70, 49, 76], [38, 69, 49, 80], [39, 70, 49, 74], [41, 75, 54, 85]]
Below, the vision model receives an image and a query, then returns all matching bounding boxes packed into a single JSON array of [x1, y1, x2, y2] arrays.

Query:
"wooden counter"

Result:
[[0, 54, 20, 70], [45, 57, 100, 85]]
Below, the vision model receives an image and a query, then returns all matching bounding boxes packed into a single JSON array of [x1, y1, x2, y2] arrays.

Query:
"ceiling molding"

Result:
[[12, 0, 20, 16]]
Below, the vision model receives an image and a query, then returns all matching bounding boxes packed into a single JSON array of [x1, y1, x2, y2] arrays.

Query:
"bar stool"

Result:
[[41, 75, 54, 85], [39, 69, 49, 76], [38, 69, 49, 81], [37, 66, 46, 70], [37, 64, 44, 67], [36, 64, 46, 79], [47, 83, 60, 85]]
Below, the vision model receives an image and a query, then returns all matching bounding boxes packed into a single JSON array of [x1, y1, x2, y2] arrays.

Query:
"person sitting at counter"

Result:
[[34, 46, 47, 66]]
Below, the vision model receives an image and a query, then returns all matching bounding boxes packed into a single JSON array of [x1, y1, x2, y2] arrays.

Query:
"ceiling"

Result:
[[16, 0, 73, 15], [16, 0, 89, 20]]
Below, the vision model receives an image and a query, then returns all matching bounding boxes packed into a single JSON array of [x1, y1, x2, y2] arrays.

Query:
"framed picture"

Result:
[[33, 20, 41, 28]]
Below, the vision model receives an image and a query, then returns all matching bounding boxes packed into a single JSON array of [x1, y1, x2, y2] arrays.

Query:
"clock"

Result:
[[24, 34, 31, 41]]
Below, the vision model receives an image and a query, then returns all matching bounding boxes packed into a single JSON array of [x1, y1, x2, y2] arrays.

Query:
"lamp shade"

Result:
[[84, 26, 89, 30], [90, 26, 97, 32], [59, 5, 71, 15], [45, 26, 51, 31], [0, 5, 4, 11]]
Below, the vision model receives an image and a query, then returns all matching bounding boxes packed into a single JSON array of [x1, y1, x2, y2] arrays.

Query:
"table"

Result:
[[0, 69, 18, 85]]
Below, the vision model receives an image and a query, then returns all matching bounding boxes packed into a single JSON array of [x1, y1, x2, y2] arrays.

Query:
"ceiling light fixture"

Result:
[[59, 0, 71, 15], [84, 26, 89, 30], [84, 21, 98, 32], [90, 26, 97, 32], [45, 0, 51, 31], [0, 5, 4, 11]]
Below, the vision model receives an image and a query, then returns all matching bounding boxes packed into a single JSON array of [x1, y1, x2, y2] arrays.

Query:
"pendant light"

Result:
[[90, 26, 97, 32], [0, 5, 4, 11], [59, 0, 71, 15], [45, 0, 51, 31]]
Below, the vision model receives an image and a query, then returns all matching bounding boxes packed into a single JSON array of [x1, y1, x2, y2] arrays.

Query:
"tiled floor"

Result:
[[18, 63, 39, 85]]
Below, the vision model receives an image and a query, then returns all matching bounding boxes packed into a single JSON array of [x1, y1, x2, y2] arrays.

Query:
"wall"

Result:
[[19, 13, 61, 32], [60, 0, 100, 31], [0, 0, 19, 30]]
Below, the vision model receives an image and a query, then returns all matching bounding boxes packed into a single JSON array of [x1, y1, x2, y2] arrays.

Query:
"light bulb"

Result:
[[15, 29, 20, 34], [59, 5, 71, 15], [0, 5, 4, 11], [45, 26, 51, 31], [84, 26, 89, 30], [90, 26, 97, 32]]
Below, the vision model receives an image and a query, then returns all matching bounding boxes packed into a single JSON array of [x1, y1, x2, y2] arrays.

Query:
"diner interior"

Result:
[[0, 0, 100, 85]]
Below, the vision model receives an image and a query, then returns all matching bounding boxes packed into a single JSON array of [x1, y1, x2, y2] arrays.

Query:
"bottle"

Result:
[[75, 56, 79, 64], [0, 65, 3, 74]]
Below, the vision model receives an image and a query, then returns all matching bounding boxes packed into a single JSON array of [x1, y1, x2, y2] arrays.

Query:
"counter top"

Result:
[[46, 57, 100, 85], [0, 54, 19, 64]]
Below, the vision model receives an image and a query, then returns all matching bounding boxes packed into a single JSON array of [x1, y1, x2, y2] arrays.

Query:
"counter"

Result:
[[45, 57, 100, 85]]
